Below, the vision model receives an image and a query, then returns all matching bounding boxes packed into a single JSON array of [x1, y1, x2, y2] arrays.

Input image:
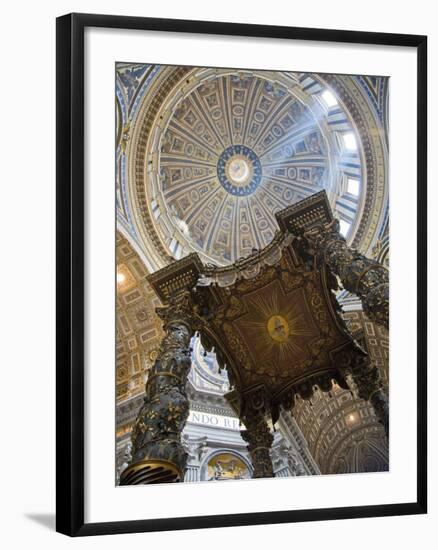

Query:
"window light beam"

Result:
[[321, 90, 338, 108]]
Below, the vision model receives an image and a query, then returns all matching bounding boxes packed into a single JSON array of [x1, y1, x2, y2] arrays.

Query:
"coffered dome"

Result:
[[120, 66, 388, 268]]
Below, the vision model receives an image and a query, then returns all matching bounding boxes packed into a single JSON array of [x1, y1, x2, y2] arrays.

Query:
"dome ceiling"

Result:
[[118, 65, 388, 268], [148, 70, 364, 265], [158, 73, 335, 265]]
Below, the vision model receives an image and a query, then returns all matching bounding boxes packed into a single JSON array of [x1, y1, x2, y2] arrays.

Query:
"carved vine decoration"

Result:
[[121, 288, 217, 483]]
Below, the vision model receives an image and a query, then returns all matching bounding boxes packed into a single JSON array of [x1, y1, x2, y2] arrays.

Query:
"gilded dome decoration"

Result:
[[119, 66, 388, 269], [217, 145, 262, 196], [147, 70, 360, 265]]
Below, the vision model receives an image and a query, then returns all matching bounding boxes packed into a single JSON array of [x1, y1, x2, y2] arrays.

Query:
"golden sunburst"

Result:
[[242, 291, 313, 364], [267, 315, 290, 343]]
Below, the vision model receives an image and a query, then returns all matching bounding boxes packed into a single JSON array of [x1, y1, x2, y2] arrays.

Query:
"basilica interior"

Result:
[[115, 64, 389, 485]]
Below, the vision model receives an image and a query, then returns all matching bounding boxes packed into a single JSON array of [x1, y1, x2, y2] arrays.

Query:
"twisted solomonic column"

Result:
[[302, 219, 389, 330], [241, 413, 274, 478], [120, 291, 195, 485], [347, 354, 389, 439]]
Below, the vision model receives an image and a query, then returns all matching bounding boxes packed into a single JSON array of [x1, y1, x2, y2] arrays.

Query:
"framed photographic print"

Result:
[[56, 12, 427, 536]]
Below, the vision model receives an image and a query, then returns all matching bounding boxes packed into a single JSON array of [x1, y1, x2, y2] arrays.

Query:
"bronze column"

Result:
[[303, 219, 389, 330], [241, 412, 274, 478], [348, 354, 389, 438], [120, 291, 195, 485]]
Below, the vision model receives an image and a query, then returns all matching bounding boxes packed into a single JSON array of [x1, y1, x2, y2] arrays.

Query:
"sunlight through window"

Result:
[[342, 132, 357, 151], [347, 178, 360, 196], [321, 89, 338, 108]]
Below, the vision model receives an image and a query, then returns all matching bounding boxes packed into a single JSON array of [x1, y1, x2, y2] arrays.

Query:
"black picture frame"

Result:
[[56, 12, 427, 537]]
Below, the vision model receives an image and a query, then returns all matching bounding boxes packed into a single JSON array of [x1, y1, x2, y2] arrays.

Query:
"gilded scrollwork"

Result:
[[222, 322, 253, 372]]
